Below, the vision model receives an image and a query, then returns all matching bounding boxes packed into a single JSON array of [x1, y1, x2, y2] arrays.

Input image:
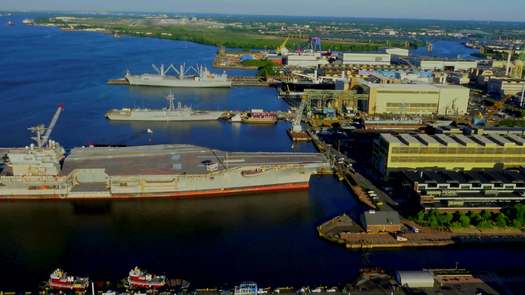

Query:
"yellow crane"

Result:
[[277, 36, 289, 55]]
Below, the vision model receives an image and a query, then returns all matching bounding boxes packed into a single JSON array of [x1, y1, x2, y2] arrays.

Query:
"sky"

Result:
[[2, 0, 525, 22]]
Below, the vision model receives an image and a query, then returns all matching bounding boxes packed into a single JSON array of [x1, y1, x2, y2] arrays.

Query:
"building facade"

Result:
[[420, 59, 478, 71], [360, 83, 469, 116], [342, 53, 391, 65], [487, 78, 525, 96], [373, 132, 525, 176]]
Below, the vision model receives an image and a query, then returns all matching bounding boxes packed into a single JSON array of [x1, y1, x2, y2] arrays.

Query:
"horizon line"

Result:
[[3, 8, 525, 23]]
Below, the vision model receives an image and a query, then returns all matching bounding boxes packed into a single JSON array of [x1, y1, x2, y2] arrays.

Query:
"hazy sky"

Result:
[[2, 0, 525, 21]]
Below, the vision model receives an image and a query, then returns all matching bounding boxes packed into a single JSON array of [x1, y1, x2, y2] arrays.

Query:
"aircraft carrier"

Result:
[[125, 64, 232, 88], [0, 107, 329, 200], [105, 93, 225, 121]]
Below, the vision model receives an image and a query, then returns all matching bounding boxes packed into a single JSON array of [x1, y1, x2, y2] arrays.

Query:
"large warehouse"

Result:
[[342, 52, 391, 65], [360, 83, 470, 115], [420, 59, 478, 71], [373, 132, 525, 176]]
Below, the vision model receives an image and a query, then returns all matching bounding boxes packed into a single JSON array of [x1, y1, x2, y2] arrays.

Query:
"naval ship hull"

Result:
[[105, 110, 224, 121], [0, 144, 328, 200], [126, 74, 232, 88]]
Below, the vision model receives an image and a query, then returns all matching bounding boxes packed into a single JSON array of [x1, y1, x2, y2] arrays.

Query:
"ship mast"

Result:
[[166, 92, 176, 111]]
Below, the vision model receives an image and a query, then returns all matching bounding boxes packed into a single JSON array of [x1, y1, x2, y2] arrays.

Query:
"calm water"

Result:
[[0, 13, 524, 290]]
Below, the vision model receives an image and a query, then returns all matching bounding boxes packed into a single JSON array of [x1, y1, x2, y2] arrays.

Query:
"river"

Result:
[[0, 13, 523, 290]]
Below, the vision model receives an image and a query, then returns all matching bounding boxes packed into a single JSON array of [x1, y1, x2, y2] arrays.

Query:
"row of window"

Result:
[[386, 103, 438, 108], [390, 156, 525, 163], [391, 147, 525, 154]]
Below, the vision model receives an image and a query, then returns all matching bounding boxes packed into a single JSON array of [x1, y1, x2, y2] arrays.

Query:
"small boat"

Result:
[[48, 269, 89, 291], [242, 110, 277, 124], [128, 267, 166, 289]]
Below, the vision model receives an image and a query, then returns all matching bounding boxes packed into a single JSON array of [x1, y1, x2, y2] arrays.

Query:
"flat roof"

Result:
[[381, 132, 525, 149]]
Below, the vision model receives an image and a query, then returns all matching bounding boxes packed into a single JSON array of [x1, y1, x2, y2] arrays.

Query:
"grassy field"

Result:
[[37, 17, 419, 51]]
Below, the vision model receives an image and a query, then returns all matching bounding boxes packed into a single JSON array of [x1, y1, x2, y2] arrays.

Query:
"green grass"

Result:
[[37, 17, 419, 51]]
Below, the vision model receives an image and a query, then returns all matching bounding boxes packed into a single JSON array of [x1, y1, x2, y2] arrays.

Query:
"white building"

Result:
[[286, 53, 328, 68], [420, 59, 478, 71], [386, 48, 409, 57], [488, 78, 525, 96], [360, 83, 470, 116], [342, 53, 391, 66]]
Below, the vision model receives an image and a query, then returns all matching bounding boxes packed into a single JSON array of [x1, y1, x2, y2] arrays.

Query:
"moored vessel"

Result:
[[128, 267, 166, 289], [0, 106, 329, 201], [48, 269, 89, 291], [105, 92, 224, 121], [242, 110, 278, 124], [125, 64, 232, 88]]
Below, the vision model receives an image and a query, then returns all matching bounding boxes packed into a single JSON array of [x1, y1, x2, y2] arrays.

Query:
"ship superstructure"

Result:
[[48, 269, 89, 291], [0, 107, 329, 200], [125, 64, 232, 88], [105, 93, 224, 121], [128, 267, 166, 289]]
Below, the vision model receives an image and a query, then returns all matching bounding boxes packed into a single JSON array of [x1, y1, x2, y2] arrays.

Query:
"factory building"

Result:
[[359, 83, 469, 116], [372, 132, 525, 176], [420, 59, 478, 71], [487, 78, 525, 96], [342, 52, 391, 66], [285, 53, 329, 67], [400, 169, 525, 210]]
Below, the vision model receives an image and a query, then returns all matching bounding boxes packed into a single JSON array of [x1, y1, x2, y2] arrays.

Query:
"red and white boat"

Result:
[[48, 268, 89, 291], [128, 267, 166, 289]]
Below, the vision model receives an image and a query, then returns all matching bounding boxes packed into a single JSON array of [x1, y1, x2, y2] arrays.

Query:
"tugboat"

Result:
[[128, 267, 166, 289], [48, 269, 89, 291]]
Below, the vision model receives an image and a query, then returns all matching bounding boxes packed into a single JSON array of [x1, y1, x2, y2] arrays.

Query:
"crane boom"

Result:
[[41, 105, 63, 147]]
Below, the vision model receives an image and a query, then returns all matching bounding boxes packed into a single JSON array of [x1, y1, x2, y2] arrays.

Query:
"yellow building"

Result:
[[361, 83, 469, 116], [373, 133, 525, 175]]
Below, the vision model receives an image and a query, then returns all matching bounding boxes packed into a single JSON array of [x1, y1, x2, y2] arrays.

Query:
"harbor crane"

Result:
[[29, 105, 63, 148], [276, 37, 290, 55]]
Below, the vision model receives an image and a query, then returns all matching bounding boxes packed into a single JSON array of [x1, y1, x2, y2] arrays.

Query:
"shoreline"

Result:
[[318, 214, 525, 250]]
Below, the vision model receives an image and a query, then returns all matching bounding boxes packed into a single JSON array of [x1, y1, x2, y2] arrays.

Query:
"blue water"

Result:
[[0, 13, 524, 290]]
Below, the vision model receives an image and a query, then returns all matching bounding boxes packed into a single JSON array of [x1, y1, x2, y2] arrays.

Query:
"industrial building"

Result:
[[360, 210, 401, 233], [359, 83, 469, 115], [386, 47, 409, 57], [395, 271, 435, 288], [420, 59, 478, 71], [399, 169, 525, 210], [286, 53, 329, 67], [487, 77, 525, 96], [373, 132, 525, 176], [342, 52, 391, 66]]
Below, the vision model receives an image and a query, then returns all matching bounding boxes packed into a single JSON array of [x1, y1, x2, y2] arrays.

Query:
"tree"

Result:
[[469, 212, 482, 226], [416, 210, 426, 224], [459, 213, 471, 227], [495, 213, 508, 228]]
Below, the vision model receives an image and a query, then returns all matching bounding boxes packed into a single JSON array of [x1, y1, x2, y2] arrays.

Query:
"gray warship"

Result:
[[0, 106, 329, 200], [105, 93, 225, 121], [125, 64, 232, 88]]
